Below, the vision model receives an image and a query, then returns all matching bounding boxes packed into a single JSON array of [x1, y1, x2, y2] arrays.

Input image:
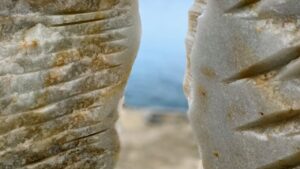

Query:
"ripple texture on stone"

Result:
[[0, 0, 140, 168]]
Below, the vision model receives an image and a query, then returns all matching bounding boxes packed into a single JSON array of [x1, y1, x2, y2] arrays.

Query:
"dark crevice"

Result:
[[224, 46, 300, 83], [23, 128, 108, 167], [226, 0, 261, 13], [237, 109, 300, 131], [65, 128, 108, 144], [257, 151, 300, 169], [51, 18, 109, 27]]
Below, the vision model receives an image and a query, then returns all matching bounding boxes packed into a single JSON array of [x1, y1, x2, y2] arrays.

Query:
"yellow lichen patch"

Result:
[[44, 71, 62, 86], [20, 40, 38, 49], [91, 55, 119, 71], [74, 98, 96, 110], [69, 111, 88, 128], [80, 36, 127, 55], [201, 66, 216, 78], [53, 50, 82, 67]]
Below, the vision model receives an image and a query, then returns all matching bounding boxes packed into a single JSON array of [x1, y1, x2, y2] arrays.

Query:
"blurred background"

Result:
[[124, 0, 191, 112], [117, 1, 201, 169]]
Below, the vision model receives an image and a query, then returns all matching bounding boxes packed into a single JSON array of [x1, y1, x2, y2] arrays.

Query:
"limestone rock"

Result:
[[186, 0, 300, 168], [184, 0, 206, 101], [0, 0, 140, 168]]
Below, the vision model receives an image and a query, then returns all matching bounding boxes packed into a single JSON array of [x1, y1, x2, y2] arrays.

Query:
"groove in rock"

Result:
[[0, 79, 124, 121], [0, 60, 121, 99], [236, 109, 300, 138], [65, 128, 108, 144], [0, 31, 126, 69], [0, 106, 112, 153], [47, 7, 119, 16], [226, 0, 261, 13], [224, 46, 300, 83], [0, 27, 128, 70], [51, 17, 111, 27], [257, 151, 300, 169], [42, 8, 125, 26], [23, 129, 108, 167], [0, 74, 115, 116], [0, 121, 113, 160], [0, 80, 125, 136]]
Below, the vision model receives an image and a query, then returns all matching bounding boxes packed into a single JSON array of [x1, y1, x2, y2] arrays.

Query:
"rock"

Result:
[[184, 0, 206, 101], [186, 0, 300, 169], [0, 0, 140, 168]]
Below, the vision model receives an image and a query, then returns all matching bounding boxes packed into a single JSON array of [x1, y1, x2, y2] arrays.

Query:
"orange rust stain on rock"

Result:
[[253, 71, 277, 86], [201, 66, 216, 78], [227, 110, 233, 120], [213, 151, 220, 158], [198, 85, 207, 97], [21, 40, 38, 49]]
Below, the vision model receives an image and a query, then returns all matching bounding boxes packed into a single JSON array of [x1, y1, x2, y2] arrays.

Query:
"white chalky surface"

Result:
[[186, 0, 300, 169]]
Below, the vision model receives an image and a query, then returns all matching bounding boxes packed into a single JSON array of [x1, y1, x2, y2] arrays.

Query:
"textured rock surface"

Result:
[[0, 0, 140, 168], [184, 0, 206, 101], [186, 0, 300, 169]]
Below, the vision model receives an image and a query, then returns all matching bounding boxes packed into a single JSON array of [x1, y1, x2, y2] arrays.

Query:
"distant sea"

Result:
[[125, 0, 193, 112]]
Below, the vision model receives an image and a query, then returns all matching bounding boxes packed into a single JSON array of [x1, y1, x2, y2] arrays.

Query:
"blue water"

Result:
[[125, 0, 193, 111]]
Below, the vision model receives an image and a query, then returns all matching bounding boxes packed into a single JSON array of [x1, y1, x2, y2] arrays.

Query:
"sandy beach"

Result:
[[116, 108, 202, 169]]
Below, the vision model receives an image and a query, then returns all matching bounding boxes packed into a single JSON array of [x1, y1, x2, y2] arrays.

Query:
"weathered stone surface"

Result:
[[184, 0, 206, 101], [0, 0, 140, 168], [186, 0, 300, 169]]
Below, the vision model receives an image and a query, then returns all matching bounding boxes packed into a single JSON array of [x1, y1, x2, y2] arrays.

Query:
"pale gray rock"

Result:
[[184, 0, 206, 101], [186, 0, 300, 169], [0, 0, 140, 168]]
